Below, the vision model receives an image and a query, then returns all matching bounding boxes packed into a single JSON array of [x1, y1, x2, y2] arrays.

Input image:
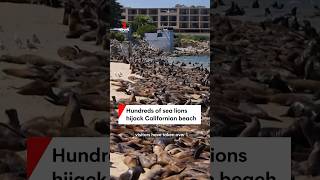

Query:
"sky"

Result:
[[117, 0, 210, 8]]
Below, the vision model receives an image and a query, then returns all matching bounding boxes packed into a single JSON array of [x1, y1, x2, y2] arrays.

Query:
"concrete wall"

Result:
[[144, 30, 174, 51]]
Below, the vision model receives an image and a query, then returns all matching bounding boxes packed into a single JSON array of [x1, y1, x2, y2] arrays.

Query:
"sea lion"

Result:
[[2, 66, 51, 80], [293, 141, 320, 176], [141, 164, 163, 180], [0, 110, 25, 151], [57, 46, 79, 60], [88, 118, 109, 135], [60, 93, 85, 128], [307, 141, 320, 176], [15, 79, 53, 96], [0, 173, 25, 180], [288, 79, 320, 93], [0, 150, 25, 173], [62, 0, 72, 25], [0, 54, 64, 67], [66, 10, 89, 38], [26, 39, 37, 49], [252, 0, 259, 8], [269, 93, 314, 106], [80, 30, 96, 41], [32, 34, 40, 44], [46, 89, 108, 111], [298, 117, 320, 147], [239, 118, 261, 137], [138, 154, 156, 169], [118, 166, 145, 180], [238, 101, 281, 121]]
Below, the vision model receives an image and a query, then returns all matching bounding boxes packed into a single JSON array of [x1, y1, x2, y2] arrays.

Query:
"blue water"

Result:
[[168, 55, 210, 68]]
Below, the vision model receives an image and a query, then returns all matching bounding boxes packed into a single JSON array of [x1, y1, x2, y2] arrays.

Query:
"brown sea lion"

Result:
[[269, 93, 314, 106], [141, 164, 163, 180], [288, 79, 320, 93], [15, 79, 53, 95], [0, 54, 63, 67], [239, 118, 261, 137], [66, 10, 89, 38], [0, 173, 25, 180], [57, 46, 79, 60], [138, 154, 157, 169], [0, 150, 25, 173], [80, 30, 96, 41], [118, 166, 145, 180], [238, 101, 281, 121]]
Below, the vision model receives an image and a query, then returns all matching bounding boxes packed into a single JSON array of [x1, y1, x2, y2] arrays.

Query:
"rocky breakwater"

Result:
[[173, 40, 210, 57], [211, 13, 320, 179]]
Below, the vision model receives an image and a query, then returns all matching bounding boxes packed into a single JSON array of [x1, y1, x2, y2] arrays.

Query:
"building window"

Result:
[[190, 9, 199, 14], [201, 16, 209, 21], [169, 16, 177, 21], [179, 16, 189, 21], [149, 9, 158, 14], [139, 9, 147, 14], [160, 9, 169, 13], [179, 9, 189, 14], [191, 23, 199, 28], [200, 9, 209, 15], [128, 9, 137, 14], [151, 16, 158, 22], [201, 23, 209, 28], [169, 22, 177, 26], [169, 9, 177, 13], [161, 22, 168, 26], [180, 23, 188, 28], [190, 16, 199, 21], [161, 16, 168, 21]]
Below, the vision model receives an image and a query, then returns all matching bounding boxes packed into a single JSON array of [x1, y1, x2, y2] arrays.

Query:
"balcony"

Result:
[[201, 23, 209, 28], [148, 9, 158, 15], [201, 16, 209, 22], [190, 9, 199, 15], [190, 16, 199, 21], [160, 16, 169, 21], [128, 9, 137, 15], [179, 23, 189, 28], [179, 16, 189, 21], [138, 9, 147, 14], [191, 23, 199, 28], [179, 9, 189, 15], [200, 9, 209, 15], [169, 16, 177, 21]]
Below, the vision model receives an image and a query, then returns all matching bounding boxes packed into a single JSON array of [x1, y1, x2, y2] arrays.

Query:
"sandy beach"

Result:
[[0, 3, 105, 124]]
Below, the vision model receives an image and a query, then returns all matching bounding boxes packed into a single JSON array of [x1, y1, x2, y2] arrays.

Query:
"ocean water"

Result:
[[168, 55, 210, 68]]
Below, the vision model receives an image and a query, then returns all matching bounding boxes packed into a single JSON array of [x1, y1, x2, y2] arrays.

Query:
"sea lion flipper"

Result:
[[5, 109, 21, 130]]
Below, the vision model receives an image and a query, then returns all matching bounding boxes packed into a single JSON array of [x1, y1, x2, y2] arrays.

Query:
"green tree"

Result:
[[130, 15, 156, 38], [104, 0, 122, 28], [136, 24, 157, 37], [131, 15, 153, 31]]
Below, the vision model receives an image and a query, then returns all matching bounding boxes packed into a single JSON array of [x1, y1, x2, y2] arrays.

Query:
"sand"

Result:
[[110, 62, 146, 101], [0, 3, 105, 124]]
